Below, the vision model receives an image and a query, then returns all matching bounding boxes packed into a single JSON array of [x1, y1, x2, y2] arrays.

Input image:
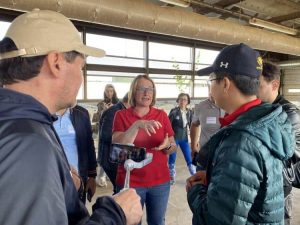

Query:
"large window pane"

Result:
[[195, 48, 219, 71], [86, 34, 145, 67], [149, 42, 192, 70], [150, 74, 192, 98], [86, 71, 139, 99], [194, 76, 209, 98], [150, 60, 192, 70]]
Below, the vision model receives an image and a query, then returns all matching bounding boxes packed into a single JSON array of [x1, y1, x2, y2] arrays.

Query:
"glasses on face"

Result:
[[179, 98, 188, 102], [136, 86, 155, 93], [206, 78, 220, 86]]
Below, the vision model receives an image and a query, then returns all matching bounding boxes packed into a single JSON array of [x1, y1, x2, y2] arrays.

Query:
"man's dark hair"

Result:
[[262, 61, 281, 82], [215, 71, 259, 96], [0, 38, 82, 85]]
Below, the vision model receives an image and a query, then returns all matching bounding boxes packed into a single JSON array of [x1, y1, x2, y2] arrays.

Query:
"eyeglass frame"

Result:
[[178, 98, 188, 101], [136, 86, 155, 93]]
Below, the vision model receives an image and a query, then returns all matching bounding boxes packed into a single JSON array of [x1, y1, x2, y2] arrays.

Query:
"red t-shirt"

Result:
[[112, 107, 174, 187]]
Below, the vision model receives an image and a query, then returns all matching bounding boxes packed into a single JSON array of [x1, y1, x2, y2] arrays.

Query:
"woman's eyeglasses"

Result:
[[136, 87, 155, 93]]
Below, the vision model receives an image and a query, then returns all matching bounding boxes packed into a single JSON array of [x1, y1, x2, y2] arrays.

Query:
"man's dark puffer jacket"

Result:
[[274, 95, 300, 196]]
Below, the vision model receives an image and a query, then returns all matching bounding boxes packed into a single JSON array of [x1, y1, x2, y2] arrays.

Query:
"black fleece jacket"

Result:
[[273, 95, 300, 195], [0, 88, 126, 225]]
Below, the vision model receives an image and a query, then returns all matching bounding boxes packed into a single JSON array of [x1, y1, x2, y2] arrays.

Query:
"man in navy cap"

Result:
[[186, 43, 295, 225]]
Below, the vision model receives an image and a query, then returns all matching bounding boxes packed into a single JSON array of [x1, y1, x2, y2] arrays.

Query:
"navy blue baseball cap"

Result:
[[197, 43, 263, 78]]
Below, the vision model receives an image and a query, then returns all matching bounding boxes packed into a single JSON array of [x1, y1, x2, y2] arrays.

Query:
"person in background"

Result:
[[0, 9, 142, 225], [95, 83, 119, 187], [186, 43, 294, 224], [97, 84, 119, 115], [258, 61, 300, 225], [112, 74, 177, 225], [190, 92, 224, 170], [98, 93, 130, 194], [168, 93, 195, 185], [54, 105, 97, 204]]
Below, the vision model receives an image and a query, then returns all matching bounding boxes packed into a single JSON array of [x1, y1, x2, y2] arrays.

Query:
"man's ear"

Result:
[[272, 80, 280, 91], [45, 51, 64, 78], [223, 77, 231, 93]]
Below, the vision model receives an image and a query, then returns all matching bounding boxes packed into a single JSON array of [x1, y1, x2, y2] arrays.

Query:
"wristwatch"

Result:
[[165, 143, 175, 151]]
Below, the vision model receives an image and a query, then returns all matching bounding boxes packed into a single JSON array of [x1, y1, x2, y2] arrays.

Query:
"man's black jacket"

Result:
[[274, 95, 300, 195], [70, 105, 97, 182], [0, 88, 126, 225]]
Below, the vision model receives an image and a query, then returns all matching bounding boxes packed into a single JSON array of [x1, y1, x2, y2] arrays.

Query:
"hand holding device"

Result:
[[110, 143, 153, 190]]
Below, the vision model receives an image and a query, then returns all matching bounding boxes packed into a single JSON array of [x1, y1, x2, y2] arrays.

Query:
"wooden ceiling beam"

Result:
[[269, 11, 300, 23], [192, 0, 246, 19]]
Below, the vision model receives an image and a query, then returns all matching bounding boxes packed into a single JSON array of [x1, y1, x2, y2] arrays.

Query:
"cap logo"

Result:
[[220, 62, 229, 68], [257, 56, 263, 70]]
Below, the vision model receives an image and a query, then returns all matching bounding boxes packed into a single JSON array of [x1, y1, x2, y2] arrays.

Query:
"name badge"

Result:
[[206, 117, 217, 124]]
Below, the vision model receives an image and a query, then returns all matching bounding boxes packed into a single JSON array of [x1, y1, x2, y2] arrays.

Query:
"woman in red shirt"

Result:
[[112, 74, 176, 225]]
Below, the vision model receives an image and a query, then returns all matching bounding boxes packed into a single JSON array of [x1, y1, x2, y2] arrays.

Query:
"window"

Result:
[[149, 42, 192, 70], [86, 71, 139, 99], [150, 74, 192, 98], [194, 49, 219, 97], [195, 48, 219, 71], [86, 34, 145, 67], [194, 76, 209, 98], [0, 17, 224, 101]]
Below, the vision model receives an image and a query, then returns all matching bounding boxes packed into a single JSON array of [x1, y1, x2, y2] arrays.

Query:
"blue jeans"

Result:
[[117, 182, 170, 225], [169, 139, 193, 166]]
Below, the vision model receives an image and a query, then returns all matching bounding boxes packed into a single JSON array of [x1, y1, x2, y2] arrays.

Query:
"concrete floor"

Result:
[[87, 153, 300, 225]]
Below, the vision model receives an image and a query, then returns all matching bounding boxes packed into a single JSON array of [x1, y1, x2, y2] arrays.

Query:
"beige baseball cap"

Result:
[[0, 9, 105, 60]]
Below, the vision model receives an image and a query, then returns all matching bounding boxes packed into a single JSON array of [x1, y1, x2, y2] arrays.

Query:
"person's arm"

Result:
[[168, 108, 175, 124], [112, 120, 142, 144], [88, 189, 143, 225], [190, 122, 200, 157], [287, 108, 300, 162], [112, 111, 162, 144], [188, 108, 194, 129], [83, 109, 97, 199], [161, 110, 176, 154], [292, 161, 300, 188], [190, 105, 201, 157], [155, 134, 177, 155]]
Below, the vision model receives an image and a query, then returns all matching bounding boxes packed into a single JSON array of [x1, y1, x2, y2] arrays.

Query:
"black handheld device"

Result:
[[110, 143, 146, 164]]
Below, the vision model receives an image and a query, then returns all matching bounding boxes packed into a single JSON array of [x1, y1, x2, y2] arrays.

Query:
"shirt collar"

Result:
[[219, 98, 262, 127]]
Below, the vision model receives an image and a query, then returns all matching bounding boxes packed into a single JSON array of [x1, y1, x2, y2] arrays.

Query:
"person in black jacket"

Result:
[[54, 105, 97, 204], [98, 93, 129, 193], [168, 93, 195, 185], [95, 84, 119, 187], [0, 9, 142, 225], [258, 61, 300, 225]]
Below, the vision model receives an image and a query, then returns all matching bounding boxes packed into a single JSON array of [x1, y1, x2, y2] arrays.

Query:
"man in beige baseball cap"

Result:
[[0, 9, 143, 225]]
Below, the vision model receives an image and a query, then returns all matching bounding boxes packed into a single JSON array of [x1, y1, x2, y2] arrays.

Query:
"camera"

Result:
[[110, 143, 146, 164]]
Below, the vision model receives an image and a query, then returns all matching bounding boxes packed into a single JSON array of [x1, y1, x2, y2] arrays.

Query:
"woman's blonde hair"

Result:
[[128, 74, 156, 107]]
